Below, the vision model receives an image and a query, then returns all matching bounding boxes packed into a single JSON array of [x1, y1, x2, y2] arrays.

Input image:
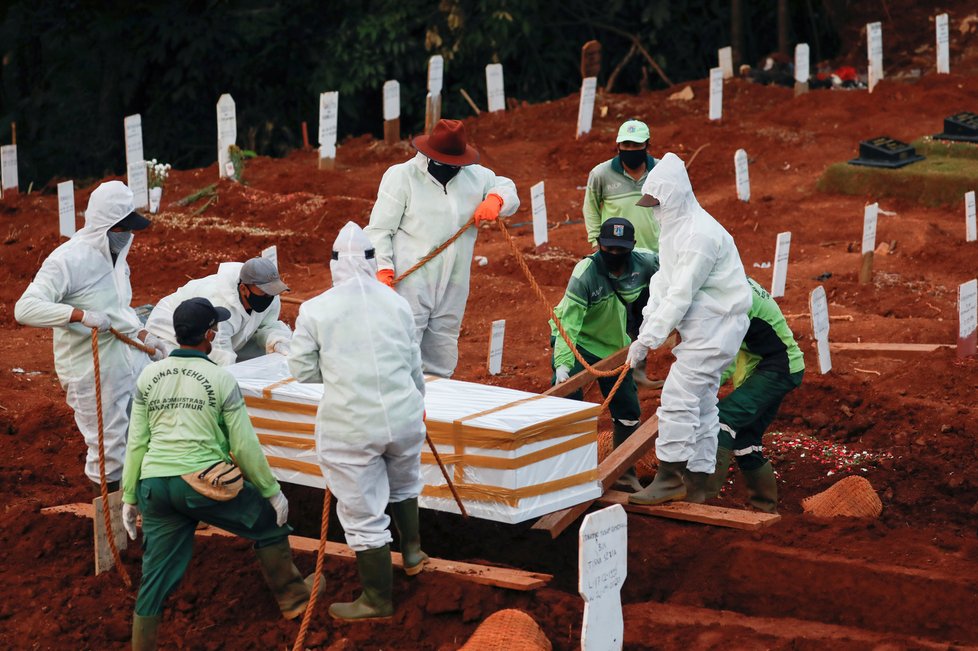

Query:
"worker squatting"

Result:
[[14, 118, 802, 650]]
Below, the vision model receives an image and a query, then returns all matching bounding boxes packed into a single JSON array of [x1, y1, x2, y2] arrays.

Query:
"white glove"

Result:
[[626, 340, 649, 368], [268, 491, 289, 526], [143, 333, 167, 362], [81, 310, 112, 332], [123, 503, 139, 540], [554, 365, 572, 384], [271, 341, 291, 356]]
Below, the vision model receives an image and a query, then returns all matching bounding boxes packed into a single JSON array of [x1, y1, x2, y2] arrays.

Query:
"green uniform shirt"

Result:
[[725, 278, 806, 387], [122, 349, 280, 505], [551, 249, 659, 369], [584, 154, 660, 251]]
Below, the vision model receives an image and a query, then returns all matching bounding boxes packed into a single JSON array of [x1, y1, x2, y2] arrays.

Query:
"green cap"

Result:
[[616, 120, 650, 144]]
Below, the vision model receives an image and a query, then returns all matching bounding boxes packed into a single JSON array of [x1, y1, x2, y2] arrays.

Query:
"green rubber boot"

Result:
[[612, 422, 644, 492], [131, 614, 161, 651], [743, 461, 779, 513], [329, 545, 394, 621], [628, 461, 687, 505], [389, 498, 429, 576], [682, 470, 711, 503], [255, 539, 312, 620], [704, 446, 734, 500]]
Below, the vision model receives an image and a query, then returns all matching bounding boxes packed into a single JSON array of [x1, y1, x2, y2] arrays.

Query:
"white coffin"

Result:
[[227, 355, 601, 524]]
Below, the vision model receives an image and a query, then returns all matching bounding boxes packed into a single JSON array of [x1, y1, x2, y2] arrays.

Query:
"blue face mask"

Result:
[[107, 230, 132, 254]]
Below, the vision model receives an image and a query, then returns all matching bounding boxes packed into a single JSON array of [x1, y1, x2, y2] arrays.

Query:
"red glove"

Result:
[[377, 269, 395, 287], [473, 193, 504, 226]]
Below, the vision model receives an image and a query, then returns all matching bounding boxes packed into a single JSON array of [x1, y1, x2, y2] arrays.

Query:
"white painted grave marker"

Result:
[[708, 67, 723, 121], [794, 43, 810, 83], [718, 46, 733, 79], [486, 63, 505, 113], [771, 231, 791, 298], [959, 279, 978, 358], [427, 55, 444, 96], [936, 14, 950, 75], [57, 181, 76, 238], [867, 21, 883, 93], [123, 114, 147, 207], [530, 181, 549, 249], [810, 286, 831, 374], [383, 80, 400, 121], [318, 91, 339, 163], [966, 191, 976, 243], [261, 245, 278, 270], [0, 144, 18, 196], [579, 504, 627, 651], [734, 149, 750, 202], [487, 319, 506, 375], [216, 94, 237, 179], [576, 77, 597, 138], [862, 202, 878, 254]]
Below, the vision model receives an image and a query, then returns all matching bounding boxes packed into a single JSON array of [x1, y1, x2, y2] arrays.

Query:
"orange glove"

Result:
[[473, 193, 504, 226], [377, 269, 395, 287]]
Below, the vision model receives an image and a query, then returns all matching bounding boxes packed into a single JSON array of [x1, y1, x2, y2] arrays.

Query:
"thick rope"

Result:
[[292, 488, 331, 651], [425, 432, 468, 518], [91, 329, 132, 588], [110, 327, 157, 356], [393, 216, 476, 285]]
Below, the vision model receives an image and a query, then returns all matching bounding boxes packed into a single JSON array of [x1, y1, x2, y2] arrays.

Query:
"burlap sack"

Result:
[[460, 609, 552, 651], [802, 475, 883, 519]]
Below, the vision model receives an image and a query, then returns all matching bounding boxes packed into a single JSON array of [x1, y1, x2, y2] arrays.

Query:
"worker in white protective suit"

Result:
[[625, 152, 752, 506], [14, 180, 163, 491], [144, 257, 292, 366], [289, 221, 428, 621], [364, 118, 519, 378]]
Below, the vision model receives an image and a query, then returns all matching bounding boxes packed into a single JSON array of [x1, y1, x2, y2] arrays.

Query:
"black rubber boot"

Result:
[[704, 446, 734, 500], [91, 480, 120, 496], [743, 461, 779, 513], [611, 422, 644, 492], [254, 539, 312, 620], [628, 461, 687, 505], [131, 614, 161, 651], [683, 470, 711, 503], [329, 545, 394, 621], [389, 498, 428, 576]]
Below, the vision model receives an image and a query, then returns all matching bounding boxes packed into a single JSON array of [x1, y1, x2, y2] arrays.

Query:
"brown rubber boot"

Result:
[[743, 461, 779, 513], [329, 545, 394, 621], [389, 498, 428, 576], [628, 461, 687, 505], [131, 614, 161, 651], [704, 446, 734, 500], [255, 539, 312, 620]]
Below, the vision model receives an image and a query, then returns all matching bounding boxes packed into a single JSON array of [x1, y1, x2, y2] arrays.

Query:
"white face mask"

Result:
[[107, 230, 132, 254]]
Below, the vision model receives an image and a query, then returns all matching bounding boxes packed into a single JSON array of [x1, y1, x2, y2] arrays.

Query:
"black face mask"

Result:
[[428, 160, 461, 186], [618, 148, 647, 170], [599, 249, 630, 273], [243, 286, 275, 313]]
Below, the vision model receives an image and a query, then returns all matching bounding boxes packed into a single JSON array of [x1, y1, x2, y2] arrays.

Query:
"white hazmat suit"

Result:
[[15, 181, 150, 483], [289, 222, 426, 552], [364, 152, 519, 378], [632, 153, 751, 473], [144, 262, 292, 366]]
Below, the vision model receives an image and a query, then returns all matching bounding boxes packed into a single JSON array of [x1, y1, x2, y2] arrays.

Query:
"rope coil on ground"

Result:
[[292, 489, 332, 651]]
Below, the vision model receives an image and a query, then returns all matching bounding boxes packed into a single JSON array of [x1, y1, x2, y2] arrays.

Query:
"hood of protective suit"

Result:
[[75, 181, 137, 262], [640, 152, 700, 224], [330, 222, 378, 286]]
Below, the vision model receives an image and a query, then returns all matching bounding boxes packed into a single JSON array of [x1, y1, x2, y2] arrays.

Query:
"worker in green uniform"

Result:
[[699, 277, 805, 513], [121, 298, 313, 650], [551, 218, 659, 491], [583, 119, 660, 386]]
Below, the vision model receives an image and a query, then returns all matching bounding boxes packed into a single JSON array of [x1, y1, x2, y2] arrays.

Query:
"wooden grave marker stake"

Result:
[[959, 279, 978, 358], [425, 55, 444, 134], [579, 504, 627, 651], [123, 114, 148, 209], [261, 244, 278, 270], [867, 21, 883, 93], [318, 91, 339, 170], [58, 180, 76, 238], [860, 202, 878, 284], [383, 80, 400, 144], [734, 148, 750, 202], [216, 94, 237, 179], [93, 491, 127, 575], [576, 77, 597, 139], [965, 190, 976, 243], [581, 40, 602, 80], [771, 231, 791, 298], [936, 13, 950, 75], [794, 43, 810, 96], [530, 180, 549, 251], [718, 46, 734, 79], [1, 144, 18, 197], [486, 63, 505, 113], [810, 286, 832, 374], [487, 319, 506, 375], [708, 67, 723, 121]]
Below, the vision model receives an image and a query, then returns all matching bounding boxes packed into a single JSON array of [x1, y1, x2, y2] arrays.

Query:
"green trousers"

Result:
[[717, 370, 803, 472], [551, 340, 641, 426], [134, 476, 293, 616]]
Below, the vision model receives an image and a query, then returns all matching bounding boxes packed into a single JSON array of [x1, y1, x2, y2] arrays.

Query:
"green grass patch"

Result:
[[911, 137, 978, 161]]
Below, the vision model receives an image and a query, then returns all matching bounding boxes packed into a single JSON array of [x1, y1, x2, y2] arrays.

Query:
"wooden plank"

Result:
[[542, 346, 628, 398], [597, 490, 780, 531], [92, 492, 127, 575], [44, 502, 551, 591], [830, 342, 954, 353], [531, 416, 659, 538]]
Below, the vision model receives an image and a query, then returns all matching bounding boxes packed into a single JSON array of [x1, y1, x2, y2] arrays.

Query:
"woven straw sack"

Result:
[[459, 609, 552, 651], [802, 475, 883, 519], [597, 429, 658, 478]]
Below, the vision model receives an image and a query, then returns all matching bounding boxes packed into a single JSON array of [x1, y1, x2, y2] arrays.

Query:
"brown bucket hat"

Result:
[[412, 119, 480, 166]]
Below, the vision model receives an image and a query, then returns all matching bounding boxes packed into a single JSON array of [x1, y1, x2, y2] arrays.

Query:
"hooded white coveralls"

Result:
[[14, 181, 149, 483], [289, 222, 427, 552], [364, 152, 519, 378], [636, 153, 751, 474], [144, 262, 292, 366]]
